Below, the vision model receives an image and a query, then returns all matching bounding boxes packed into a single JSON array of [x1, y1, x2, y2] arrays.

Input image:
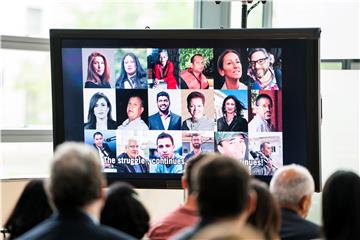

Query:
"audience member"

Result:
[[322, 170, 360, 240], [17, 142, 134, 240], [270, 164, 320, 240], [147, 154, 210, 239], [172, 154, 260, 240], [101, 182, 150, 239], [3, 179, 53, 239], [247, 179, 280, 240]]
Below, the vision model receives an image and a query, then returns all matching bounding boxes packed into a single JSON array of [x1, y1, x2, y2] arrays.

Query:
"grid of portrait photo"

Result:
[[82, 47, 283, 176]]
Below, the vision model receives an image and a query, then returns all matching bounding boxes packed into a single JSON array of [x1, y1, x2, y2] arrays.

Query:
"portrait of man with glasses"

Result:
[[247, 48, 280, 90]]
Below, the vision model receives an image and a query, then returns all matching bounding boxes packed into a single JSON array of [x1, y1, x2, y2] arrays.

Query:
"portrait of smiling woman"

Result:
[[84, 92, 117, 130], [216, 49, 247, 90], [115, 52, 148, 89], [85, 51, 111, 88]]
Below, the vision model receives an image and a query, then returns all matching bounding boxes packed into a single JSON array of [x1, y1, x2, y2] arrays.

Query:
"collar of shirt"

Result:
[[123, 117, 142, 126], [159, 111, 171, 119]]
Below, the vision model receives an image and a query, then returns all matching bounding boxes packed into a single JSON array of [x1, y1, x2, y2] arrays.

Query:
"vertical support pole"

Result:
[[241, 2, 248, 28]]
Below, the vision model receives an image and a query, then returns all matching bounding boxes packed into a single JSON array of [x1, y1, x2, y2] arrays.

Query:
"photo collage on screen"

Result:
[[82, 47, 283, 176]]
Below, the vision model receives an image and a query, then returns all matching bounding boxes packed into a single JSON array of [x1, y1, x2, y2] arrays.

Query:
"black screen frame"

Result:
[[50, 28, 321, 190]]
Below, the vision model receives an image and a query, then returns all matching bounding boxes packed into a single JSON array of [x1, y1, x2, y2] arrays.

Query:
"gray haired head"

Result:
[[269, 164, 314, 207]]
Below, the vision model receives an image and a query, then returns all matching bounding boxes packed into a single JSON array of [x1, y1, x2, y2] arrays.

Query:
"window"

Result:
[[1, 1, 194, 130], [2, 49, 52, 129]]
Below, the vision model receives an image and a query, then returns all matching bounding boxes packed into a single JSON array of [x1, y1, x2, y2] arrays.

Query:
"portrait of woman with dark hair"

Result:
[[84, 92, 117, 130], [217, 95, 248, 132], [153, 49, 178, 89], [217, 49, 247, 90], [85, 51, 111, 88], [115, 52, 147, 89], [4, 179, 53, 239], [100, 182, 150, 239]]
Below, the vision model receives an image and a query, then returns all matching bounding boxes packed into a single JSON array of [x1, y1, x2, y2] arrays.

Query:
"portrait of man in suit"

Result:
[[148, 91, 181, 130]]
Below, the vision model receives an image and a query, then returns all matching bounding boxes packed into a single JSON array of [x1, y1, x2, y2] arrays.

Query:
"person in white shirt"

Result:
[[248, 93, 273, 132], [118, 96, 148, 130]]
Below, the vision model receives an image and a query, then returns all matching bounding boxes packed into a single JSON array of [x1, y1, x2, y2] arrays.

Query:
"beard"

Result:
[[159, 106, 169, 114], [255, 67, 269, 80], [193, 143, 201, 149]]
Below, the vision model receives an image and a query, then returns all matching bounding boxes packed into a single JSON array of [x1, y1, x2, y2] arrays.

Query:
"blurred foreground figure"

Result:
[[101, 182, 150, 239], [4, 179, 53, 239], [17, 142, 134, 240], [147, 154, 209, 239], [247, 179, 280, 240], [322, 170, 360, 240], [172, 154, 262, 240], [270, 164, 320, 240]]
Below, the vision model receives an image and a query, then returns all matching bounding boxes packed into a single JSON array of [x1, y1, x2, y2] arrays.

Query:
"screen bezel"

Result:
[[50, 28, 321, 190]]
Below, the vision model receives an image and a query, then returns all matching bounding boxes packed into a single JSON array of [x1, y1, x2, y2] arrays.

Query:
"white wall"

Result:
[[272, 0, 360, 59], [320, 70, 360, 182]]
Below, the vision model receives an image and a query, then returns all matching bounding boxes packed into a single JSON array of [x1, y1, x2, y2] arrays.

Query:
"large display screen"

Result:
[[51, 29, 321, 189]]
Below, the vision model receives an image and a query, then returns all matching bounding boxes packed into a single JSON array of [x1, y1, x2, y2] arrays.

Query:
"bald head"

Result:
[[269, 164, 314, 208]]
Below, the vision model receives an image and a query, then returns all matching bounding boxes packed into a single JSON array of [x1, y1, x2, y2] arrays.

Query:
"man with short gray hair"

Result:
[[18, 142, 134, 240], [269, 164, 320, 240]]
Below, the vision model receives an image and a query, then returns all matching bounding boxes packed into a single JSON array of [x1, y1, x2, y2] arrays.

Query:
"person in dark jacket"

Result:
[[101, 182, 150, 239], [270, 164, 320, 240], [3, 179, 53, 239], [17, 142, 134, 240], [148, 91, 181, 130], [322, 170, 360, 240]]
